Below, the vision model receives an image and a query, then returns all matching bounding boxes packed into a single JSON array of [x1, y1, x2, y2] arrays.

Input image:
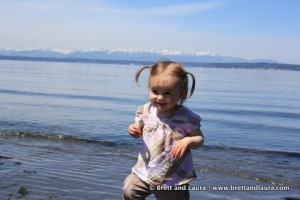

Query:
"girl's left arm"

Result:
[[186, 128, 204, 149], [171, 129, 204, 158]]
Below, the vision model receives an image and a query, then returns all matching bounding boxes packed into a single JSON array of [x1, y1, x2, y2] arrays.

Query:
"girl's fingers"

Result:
[[171, 146, 180, 158], [171, 142, 187, 158], [129, 126, 142, 138]]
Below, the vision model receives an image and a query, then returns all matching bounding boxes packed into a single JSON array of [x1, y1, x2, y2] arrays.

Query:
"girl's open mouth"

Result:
[[156, 102, 166, 106]]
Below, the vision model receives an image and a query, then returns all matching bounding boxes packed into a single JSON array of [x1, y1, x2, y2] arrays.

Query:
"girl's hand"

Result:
[[171, 138, 189, 158], [128, 123, 143, 139], [171, 130, 204, 158]]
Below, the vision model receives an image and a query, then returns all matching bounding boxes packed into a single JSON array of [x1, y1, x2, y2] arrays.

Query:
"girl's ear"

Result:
[[179, 88, 187, 104]]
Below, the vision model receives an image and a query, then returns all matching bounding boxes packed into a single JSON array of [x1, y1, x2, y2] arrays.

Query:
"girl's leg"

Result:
[[123, 173, 152, 200]]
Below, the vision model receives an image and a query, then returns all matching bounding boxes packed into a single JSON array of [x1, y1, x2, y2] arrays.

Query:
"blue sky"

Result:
[[0, 0, 299, 64]]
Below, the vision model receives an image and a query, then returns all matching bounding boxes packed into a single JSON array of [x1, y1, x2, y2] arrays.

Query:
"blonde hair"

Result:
[[135, 60, 196, 104]]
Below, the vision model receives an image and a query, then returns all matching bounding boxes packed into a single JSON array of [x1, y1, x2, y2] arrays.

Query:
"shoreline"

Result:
[[1, 136, 299, 200]]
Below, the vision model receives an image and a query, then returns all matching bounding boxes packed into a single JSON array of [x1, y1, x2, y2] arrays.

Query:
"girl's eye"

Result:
[[165, 92, 172, 95], [151, 90, 158, 94]]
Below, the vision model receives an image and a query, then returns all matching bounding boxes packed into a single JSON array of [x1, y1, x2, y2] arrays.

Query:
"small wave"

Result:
[[203, 145, 300, 158], [194, 108, 300, 119], [0, 89, 142, 105], [2, 131, 300, 158], [205, 118, 300, 135], [0, 131, 117, 146], [0, 155, 12, 159]]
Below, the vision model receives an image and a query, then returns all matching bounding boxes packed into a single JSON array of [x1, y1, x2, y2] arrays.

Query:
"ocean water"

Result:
[[0, 60, 299, 200]]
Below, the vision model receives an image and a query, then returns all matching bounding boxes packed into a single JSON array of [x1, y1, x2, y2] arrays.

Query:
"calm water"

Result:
[[0, 60, 299, 199]]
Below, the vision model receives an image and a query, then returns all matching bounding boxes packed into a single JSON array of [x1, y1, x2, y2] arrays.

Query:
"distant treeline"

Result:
[[1, 55, 300, 71]]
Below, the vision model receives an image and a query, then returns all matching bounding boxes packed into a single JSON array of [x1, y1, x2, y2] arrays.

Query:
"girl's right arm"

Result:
[[128, 123, 143, 139], [129, 104, 145, 139]]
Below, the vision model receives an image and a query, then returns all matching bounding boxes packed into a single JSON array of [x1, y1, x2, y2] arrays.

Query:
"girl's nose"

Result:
[[157, 94, 164, 101]]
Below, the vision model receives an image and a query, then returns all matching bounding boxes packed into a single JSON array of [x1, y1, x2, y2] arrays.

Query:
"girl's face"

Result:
[[149, 74, 183, 117]]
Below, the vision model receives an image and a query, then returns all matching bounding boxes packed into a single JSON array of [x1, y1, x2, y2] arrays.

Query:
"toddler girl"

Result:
[[123, 60, 204, 200]]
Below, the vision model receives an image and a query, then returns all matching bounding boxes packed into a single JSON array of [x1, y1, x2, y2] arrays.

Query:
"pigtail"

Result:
[[186, 72, 196, 98], [135, 66, 150, 86], [179, 71, 196, 105]]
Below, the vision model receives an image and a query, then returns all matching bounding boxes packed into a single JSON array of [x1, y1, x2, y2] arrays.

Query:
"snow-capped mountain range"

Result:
[[0, 46, 276, 63]]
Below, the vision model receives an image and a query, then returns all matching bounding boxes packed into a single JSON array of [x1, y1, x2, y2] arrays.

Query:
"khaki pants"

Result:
[[123, 173, 189, 200]]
